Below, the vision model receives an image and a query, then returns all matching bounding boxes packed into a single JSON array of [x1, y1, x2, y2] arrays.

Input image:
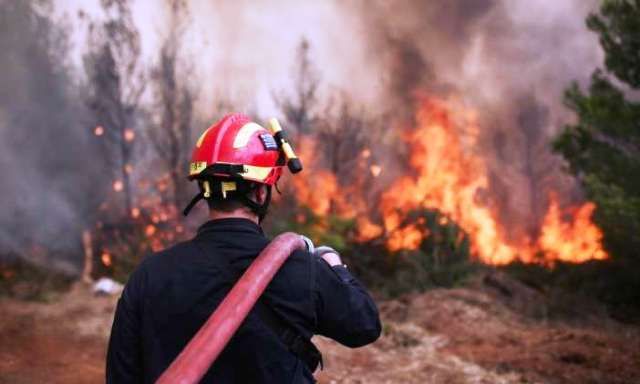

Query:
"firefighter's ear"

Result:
[[254, 185, 268, 204]]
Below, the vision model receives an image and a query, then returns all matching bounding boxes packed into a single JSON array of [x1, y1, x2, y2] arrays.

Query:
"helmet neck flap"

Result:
[[182, 177, 272, 223]]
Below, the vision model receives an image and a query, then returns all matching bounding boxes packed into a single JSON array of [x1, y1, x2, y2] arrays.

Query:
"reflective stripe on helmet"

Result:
[[196, 128, 211, 148], [189, 161, 275, 183], [189, 161, 208, 176], [233, 122, 265, 148], [241, 164, 274, 182]]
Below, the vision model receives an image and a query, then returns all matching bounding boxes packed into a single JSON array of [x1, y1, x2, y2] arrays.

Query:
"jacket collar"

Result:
[[196, 217, 264, 236]]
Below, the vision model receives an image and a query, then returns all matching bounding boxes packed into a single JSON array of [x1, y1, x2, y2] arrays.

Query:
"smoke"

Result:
[[0, 1, 102, 273], [0, 0, 606, 270], [347, 0, 603, 237]]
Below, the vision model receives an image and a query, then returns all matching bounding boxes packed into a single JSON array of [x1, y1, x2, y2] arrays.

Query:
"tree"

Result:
[[553, 0, 640, 262], [147, 0, 196, 208], [0, 0, 103, 258], [275, 38, 320, 135], [551, 1, 640, 319], [84, 0, 145, 217], [517, 96, 556, 241]]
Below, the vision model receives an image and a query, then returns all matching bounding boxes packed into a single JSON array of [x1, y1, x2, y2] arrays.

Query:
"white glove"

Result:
[[301, 235, 315, 253], [314, 246, 343, 267]]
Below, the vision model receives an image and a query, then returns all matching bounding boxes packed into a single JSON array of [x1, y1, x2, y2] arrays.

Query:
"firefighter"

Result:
[[106, 113, 381, 383]]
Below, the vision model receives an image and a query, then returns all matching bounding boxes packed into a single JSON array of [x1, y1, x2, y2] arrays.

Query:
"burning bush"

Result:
[[279, 95, 607, 267]]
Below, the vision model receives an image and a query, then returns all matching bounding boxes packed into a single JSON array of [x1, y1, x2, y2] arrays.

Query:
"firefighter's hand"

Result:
[[314, 246, 343, 267]]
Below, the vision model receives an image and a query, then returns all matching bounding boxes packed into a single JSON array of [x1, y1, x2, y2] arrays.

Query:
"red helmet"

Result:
[[183, 113, 301, 216], [189, 113, 284, 185]]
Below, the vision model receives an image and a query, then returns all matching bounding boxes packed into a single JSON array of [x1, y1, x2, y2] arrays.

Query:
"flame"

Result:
[[101, 252, 112, 267], [92, 95, 606, 272], [290, 136, 354, 217], [370, 165, 382, 177], [538, 195, 607, 263], [113, 180, 124, 192], [379, 96, 607, 265], [145, 225, 156, 237], [356, 217, 384, 241], [124, 129, 135, 142], [95, 173, 190, 271], [387, 224, 425, 252]]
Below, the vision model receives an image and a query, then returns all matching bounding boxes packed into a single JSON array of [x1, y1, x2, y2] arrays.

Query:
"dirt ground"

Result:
[[1, 279, 639, 384]]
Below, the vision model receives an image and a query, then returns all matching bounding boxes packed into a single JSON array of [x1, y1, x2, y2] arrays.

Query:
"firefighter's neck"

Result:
[[209, 208, 259, 224], [208, 187, 266, 225]]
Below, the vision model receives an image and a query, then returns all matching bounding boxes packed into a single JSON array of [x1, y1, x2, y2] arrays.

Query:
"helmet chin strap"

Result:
[[240, 185, 272, 223], [183, 191, 204, 216], [183, 182, 272, 224]]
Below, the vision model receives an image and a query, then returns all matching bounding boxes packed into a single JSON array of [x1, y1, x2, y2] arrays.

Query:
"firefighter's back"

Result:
[[108, 218, 316, 383]]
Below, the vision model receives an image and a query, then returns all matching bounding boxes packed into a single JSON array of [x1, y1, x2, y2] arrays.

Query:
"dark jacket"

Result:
[[106, 218, 381, 383]]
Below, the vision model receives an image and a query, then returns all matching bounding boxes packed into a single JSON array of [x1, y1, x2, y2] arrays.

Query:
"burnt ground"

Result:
[[1, 278, 639, 384]]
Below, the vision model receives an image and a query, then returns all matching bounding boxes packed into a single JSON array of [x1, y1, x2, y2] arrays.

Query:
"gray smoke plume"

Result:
[[0, 1, 103, 273], [348, 0, 603, 239]]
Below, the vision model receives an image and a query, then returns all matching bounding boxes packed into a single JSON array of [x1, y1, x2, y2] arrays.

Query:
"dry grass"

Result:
[[1, 280, 639, 384]]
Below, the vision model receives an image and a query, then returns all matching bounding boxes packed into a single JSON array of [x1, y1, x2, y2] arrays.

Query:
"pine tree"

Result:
[[553, 0, 640, 261]]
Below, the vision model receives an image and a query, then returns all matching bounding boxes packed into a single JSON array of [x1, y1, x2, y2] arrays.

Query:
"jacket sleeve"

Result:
[[106, 271, 144, 383], [313, 258, 381, 348]]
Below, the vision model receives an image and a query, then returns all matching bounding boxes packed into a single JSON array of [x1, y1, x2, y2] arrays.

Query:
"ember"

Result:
[[112, 180, 124, 192], [101, 252, 112, 267], [370, 165, 382, 177], [144, 225, 156, 237], [124, 129, 135, 142]]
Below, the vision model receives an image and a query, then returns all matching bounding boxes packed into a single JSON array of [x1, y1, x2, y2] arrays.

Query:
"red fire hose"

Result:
[[155, 232, 306, 384]]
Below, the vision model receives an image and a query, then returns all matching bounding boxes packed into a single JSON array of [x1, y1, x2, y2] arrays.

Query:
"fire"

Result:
[[538, 195, 607, 263], [290, 95, 608, 266], [113, 180, 124, 192], [93, 172, 190, 275], [290, 136, 354, 217], [370, 165, 382, 177], [379, 96, 607, 265], [124, 129, 135, 142], [145, 225, 156, 237], [387, 224, 425, 252], [356, 217, 384, 241], [101, 252, 112, 267]]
